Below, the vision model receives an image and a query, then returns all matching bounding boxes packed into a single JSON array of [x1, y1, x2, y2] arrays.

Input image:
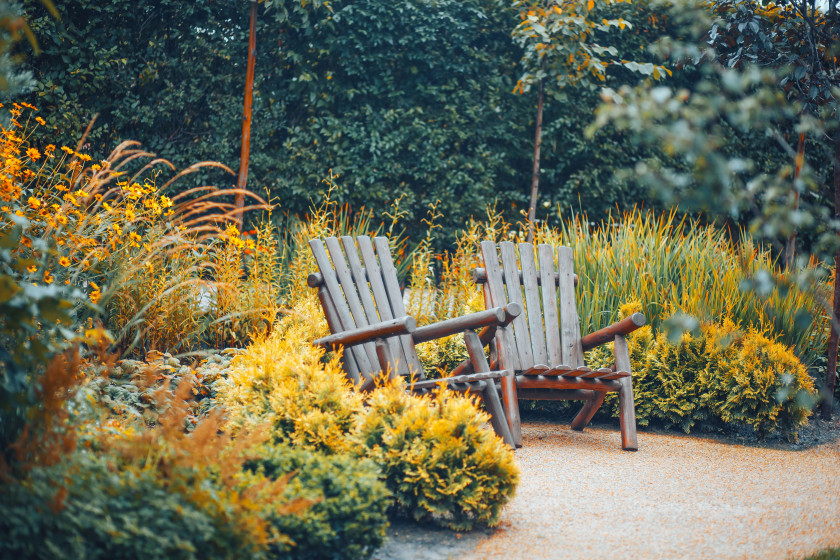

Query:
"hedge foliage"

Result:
[[21, 0, 698, 244]]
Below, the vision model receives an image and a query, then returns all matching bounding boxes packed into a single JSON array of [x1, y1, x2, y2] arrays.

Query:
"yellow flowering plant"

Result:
[[1, 102, 279, 360]]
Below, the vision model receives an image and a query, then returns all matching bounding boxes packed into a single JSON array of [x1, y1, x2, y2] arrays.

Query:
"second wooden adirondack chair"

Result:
[[474, 241, 646, 450], [307, 235, 522, 446]]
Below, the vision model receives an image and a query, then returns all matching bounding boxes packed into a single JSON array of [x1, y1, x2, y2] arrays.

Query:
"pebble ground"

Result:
[[468, 421, 840, 560], [375, 420, 840, 560]]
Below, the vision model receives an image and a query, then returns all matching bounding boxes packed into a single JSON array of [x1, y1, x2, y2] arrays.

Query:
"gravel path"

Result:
[[377, 420, 840, 560]]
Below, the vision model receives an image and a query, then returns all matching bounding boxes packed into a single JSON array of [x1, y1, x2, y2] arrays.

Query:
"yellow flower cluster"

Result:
[[0, 103, 181, 303]]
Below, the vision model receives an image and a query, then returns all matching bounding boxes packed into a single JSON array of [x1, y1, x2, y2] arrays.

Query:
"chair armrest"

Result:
[[314, 316, 416, 349], [580, 313, 646, 351], [411, 303, 522, 345]]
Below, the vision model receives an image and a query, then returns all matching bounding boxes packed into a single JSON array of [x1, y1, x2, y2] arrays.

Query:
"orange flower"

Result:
[[26, 147, 41, 161], [28, 196, 42, 209], [35, 116, 46, 126], [59, 256, 71, 267], [89, 281, 101, 304], [44, 270, 54, 284]]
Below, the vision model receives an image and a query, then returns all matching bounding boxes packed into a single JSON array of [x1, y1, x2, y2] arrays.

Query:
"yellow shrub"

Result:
[[354, 380, 520, 531], [216, 298, 363, 454], [589, 318, 816, 438]]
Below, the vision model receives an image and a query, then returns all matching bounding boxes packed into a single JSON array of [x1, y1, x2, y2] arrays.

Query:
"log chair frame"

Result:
[[308, 235, 522, 447], [471, 241, 645, 450]]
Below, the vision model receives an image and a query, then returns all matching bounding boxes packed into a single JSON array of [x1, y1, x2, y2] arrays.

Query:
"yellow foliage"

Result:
[[588, 316, 816, 438], [216, 298, 363, 454], [355, 380, 520, 530]]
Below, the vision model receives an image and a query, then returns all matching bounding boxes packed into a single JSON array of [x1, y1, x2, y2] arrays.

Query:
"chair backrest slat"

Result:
[[309, 239, 376, 375], [480, 241, 521, 371], [372, 237, 425, 376], [315, 283, 361, 383], [518, 243, 548, 366], [324, 237, 382, 373], [537, 244, 563, 366], [499, 242, 534, 370], [357, 236, 419, 375], [340, 236, 406, 375], [556, 246, 584, 367]]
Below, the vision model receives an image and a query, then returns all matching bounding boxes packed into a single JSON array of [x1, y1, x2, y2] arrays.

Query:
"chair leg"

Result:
[[570, 390, 605, 431], [615, 335, 638, 451], [478, 380, 515, 448], [617, 377, 638, 451], [463, 330, 517, 447], [501, 374, 522, 447]]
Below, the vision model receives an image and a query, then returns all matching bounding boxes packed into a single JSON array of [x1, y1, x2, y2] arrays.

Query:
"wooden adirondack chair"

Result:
[[307, 235, 522, 446], [473, 241, 646, 451]]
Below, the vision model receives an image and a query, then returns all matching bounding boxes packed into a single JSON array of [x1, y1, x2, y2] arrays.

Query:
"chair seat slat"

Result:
[[521, 364, 550, 376], [598, 371, 631, 380]]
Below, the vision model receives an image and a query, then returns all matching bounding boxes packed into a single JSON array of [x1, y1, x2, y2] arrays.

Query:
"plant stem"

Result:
[[784, 133, 805, 269]]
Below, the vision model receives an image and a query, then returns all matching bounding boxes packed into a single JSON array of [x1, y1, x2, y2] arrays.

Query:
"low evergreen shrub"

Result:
[[0, 454, 271, 560], [215, 298, 364, 454], [354, 381, 520, 531], [252, 445, 390, 560], [584, 315, 817, 438], [220, 304, 522, 533]]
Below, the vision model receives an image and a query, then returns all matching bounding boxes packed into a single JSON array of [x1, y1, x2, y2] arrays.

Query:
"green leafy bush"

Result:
[[251, 444, 390, 560], [219, 303, 521, 532], [586, 318, 817, 438], [0, 456, 270, 560], [354, 381, 520, 531]]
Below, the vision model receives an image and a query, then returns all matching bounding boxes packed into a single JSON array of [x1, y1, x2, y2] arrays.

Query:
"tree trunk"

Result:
[[784, 133, 806, 269], [527, 77, 544, 244], [823, 129, 840, 420], [234, 1, 258, 229]]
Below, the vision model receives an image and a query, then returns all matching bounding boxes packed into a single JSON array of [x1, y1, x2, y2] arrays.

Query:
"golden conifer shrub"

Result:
[[353, 380, 520, 531], [215, 298, 364, 454], [589, 311, 817, 439]]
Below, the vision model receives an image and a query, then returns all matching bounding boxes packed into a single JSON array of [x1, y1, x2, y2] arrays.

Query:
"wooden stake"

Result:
[[234, 1, 258, 228], [823, 129, 840, 420], [527, 76, 544, 243]]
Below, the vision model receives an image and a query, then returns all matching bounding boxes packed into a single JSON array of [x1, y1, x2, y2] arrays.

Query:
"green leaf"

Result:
[[0, 274, 20, 304]]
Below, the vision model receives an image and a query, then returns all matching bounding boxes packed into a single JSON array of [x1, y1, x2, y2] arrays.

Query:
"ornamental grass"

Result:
[[1, 102, 282, 357]]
